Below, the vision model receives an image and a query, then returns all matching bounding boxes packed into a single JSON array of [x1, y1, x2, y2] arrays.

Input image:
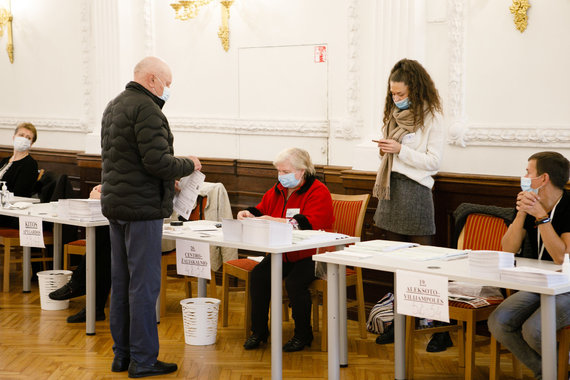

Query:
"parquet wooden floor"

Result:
[[0, 273, 535, 379]]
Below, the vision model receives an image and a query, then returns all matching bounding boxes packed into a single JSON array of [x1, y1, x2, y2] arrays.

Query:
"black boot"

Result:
[[375, 323, 394, 345], [426, 332, 453, 352], [49, 281, 85, 300], [67, 308, 106, 323]]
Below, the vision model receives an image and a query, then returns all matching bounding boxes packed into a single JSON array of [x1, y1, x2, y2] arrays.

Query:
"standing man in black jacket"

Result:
[[100, 56, 201, 378]]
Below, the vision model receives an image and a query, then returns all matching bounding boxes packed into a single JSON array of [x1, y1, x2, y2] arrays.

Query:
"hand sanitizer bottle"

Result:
[[0, 181, 7, 208], [563, 253, 570, 281]]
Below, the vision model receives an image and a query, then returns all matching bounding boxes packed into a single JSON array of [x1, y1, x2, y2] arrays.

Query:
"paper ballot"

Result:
[[173, 171, 205, 220]]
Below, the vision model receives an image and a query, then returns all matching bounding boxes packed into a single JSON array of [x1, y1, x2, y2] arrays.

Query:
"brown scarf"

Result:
[[372, 108, 420, 200]]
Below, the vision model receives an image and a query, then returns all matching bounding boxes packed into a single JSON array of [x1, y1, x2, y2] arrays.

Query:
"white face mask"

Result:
[[520, 176, 542, 194], [13, 136, 31, 152], [155, 76, 171, 102]]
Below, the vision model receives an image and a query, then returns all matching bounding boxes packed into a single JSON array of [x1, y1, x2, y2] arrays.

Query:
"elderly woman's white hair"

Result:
[[273, 147, 316, 178]]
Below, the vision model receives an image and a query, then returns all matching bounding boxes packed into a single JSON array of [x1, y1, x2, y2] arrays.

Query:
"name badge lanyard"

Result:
[[537, 197, 561, 261]]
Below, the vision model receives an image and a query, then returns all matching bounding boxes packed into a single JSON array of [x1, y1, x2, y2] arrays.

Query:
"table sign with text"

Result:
[[175, 239, 211, 280], [395, 269, 449, 322], [18, 216, 45, 248]]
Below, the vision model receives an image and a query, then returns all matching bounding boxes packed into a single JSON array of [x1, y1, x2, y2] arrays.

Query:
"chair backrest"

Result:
[[457, 213, 508, 251], [330, 193, 371, 238], [188, 195, 207, 221]]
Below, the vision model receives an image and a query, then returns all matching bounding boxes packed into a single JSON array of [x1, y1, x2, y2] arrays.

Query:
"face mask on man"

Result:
[[160, 85, 171, 102], [13, 136, 31, 152], [278, 172, 301, 189], [394, 97, 410, 110], [155, 76, 171, 102], [520, 176, 541, 194]]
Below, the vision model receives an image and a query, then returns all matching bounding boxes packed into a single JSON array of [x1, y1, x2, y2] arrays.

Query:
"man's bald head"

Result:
[[133, 56, 172, 98]]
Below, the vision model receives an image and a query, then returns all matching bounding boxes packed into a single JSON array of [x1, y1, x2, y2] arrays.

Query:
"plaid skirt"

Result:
[[373, 172, 435, 236]]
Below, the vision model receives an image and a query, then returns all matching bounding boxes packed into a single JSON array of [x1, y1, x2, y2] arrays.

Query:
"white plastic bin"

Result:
[[37, 270, 73, 310], [180, 298, 220, 345]]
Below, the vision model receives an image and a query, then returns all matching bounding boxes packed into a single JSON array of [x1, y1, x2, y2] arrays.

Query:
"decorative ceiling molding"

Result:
[[169, 117, 329, 138], [446, 0, 467, 147], [0, 117, 84, 132], [464, 125, 570, 147], [335, 0, 362, 140]]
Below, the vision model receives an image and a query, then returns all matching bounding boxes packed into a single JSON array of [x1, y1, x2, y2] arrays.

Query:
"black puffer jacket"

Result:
[[100, 81, 195, 221]]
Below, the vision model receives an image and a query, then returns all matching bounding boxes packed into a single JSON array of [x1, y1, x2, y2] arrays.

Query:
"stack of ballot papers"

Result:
[[66, 199, 106, 221], [500, 266, 570, 287], [336, 240, 468, 261], [468, 251, 515, 278], [291, 230, 350, 245]]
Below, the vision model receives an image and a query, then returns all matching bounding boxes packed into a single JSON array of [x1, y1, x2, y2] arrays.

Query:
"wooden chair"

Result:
[[405, 213, 510, 380], [221, 257, 260, 337], [63, 239, 86, 270], [1, 228, 54, 292], [310, 193, 370, 351], [557, 326, 570, 380]]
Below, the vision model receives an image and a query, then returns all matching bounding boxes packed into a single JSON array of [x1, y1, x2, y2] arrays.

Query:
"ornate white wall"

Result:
[[0, 0, 568, 175]]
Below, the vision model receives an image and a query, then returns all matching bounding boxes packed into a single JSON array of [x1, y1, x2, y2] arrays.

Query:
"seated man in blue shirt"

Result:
[[488, 151, 570, 380]]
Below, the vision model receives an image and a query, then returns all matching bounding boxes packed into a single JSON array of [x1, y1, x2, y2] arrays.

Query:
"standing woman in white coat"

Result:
[[373, 58, 444, 246], [373, 58, 449, 351]]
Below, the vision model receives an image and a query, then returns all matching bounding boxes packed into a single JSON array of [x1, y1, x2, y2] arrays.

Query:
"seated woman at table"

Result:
[[0, 123, 39, 228], [488, 151, 570, 379], [0, 122, 38, 198], [238, 147, 334, 352], [48, 185, 112, 323]]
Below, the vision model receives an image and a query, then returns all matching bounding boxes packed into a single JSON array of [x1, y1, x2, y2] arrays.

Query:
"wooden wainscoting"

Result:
[[0, 146, 82, 195]]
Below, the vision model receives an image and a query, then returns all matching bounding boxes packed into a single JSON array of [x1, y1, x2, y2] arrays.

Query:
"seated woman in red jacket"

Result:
[[238, 147, 334, 352]]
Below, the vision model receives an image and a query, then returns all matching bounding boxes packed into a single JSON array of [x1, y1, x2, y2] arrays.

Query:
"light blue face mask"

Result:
[[155, 76, 171, 102], [394, 97, 410, 110], [278, 172, 301, 189], [520, 176, 540, 194], [160, 85, 171, 102]]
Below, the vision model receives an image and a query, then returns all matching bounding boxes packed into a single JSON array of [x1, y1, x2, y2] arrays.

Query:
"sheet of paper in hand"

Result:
[[174, 171, 206, 220]]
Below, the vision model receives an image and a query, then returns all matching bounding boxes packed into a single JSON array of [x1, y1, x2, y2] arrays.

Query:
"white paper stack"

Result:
[[500, 266, 569, 287], [66, 199, 106, 221], [241, 218, 293, 247], [342, 240, 467, 261], [345, 240, 418, 253], [468, 250, 515, 279]]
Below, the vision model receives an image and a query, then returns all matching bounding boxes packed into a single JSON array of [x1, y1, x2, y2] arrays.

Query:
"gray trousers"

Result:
[[109, 219, 163, 366], [488, 290, 570, 379]]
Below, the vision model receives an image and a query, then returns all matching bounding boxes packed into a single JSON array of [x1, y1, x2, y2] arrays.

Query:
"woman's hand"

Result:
[[376, 139, 401, 154], [237, 210, 254, 220], [258, 215, 287, 223]]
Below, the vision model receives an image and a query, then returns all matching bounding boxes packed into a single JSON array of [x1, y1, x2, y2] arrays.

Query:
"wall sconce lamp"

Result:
[[170, 0, 235, 52], [0, 0, 13, 63]]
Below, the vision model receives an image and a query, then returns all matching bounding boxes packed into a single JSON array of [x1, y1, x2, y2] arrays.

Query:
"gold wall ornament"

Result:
[[217, 1, 233, 52], [170, 0, 235, 52], [171, 0, 213, 21], [0, 3, 13, 63], [510, 0, 531, 33]]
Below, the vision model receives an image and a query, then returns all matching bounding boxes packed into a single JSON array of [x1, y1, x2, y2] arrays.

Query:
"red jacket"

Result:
[[247, 176, 334, 262]]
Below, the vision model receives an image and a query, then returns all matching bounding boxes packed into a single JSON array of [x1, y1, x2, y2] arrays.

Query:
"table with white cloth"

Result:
[[162, 222, 359, 380], [0, 203, 108, 335], [313, 246, 570, 380]]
